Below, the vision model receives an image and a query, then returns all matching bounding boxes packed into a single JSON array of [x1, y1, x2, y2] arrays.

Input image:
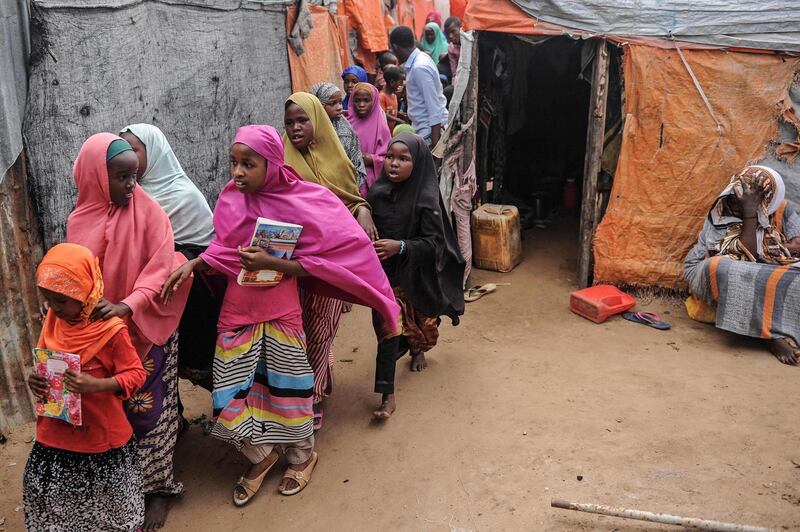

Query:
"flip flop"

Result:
[[313, 405, 323, 431], [464, 283, 498, 303], [622, 311, 671, 330], [233, 450, 279, 507], [279, 452, 319, 496]]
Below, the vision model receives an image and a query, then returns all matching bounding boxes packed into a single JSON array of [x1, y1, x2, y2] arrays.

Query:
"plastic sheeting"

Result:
[[0, 0, 29, 183], [288, 5, 345, 92], [593, 45, 800, 288], [510, 0, 800, 52], [340, 0, 388, 52], [25, 0, 292, 248], [413, 0, 435, 36]]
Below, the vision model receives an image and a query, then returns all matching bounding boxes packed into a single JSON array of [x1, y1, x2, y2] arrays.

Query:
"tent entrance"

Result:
[[476, 34, 618, 286]]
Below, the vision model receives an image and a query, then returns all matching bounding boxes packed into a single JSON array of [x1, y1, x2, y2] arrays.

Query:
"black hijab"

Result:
[[367, 133, 465, 324]]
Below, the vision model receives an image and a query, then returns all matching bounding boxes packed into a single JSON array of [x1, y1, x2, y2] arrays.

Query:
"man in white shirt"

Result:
[[390, 26, 449, 148]]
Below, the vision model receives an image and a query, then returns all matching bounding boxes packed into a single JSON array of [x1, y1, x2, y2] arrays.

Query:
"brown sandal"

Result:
[[279, 452, 319, 496], [233, 451, 278, 507]]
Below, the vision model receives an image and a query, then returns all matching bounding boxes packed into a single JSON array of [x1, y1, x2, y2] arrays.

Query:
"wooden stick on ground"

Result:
[[551, 498, 771, 532]]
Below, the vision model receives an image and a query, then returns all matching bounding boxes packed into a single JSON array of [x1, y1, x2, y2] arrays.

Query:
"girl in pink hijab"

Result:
[[162, 125, 399, 506], [347, 82, 392, 196], [67, 132, 191, 531]]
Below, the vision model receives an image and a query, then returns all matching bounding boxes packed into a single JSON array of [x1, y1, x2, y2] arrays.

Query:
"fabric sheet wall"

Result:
[[0, 0, 29, 182], [25, 0, 292, 249], [593, 45, 800, 288], [288, 5, 345, 92]]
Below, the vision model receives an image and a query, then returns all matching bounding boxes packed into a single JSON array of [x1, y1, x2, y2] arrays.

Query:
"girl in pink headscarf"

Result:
[[67, 133, 192, 531], [348, 82, 393, 196], [162, 125, 399, 506]]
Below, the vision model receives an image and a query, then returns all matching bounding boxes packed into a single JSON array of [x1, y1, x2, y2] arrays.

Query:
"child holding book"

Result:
[[367, 133, 465, 419], [161, 125, 398, 505], [347, 83, 392, 196], [24, 243, 147, 531], [379, 66, 405, 132]]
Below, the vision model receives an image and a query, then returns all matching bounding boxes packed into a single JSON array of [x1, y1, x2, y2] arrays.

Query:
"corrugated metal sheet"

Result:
[[0, 153, 42, 432]]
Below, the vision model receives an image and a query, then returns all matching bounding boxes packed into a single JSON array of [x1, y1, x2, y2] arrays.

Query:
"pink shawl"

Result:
[[201, 125, 400, 332], [67, 133, 191, 357], [347, 83, 392, 196]]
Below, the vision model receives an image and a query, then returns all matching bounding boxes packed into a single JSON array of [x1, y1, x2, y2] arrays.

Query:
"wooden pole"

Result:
[[552, 499, 770, 532], [577, 39, 610, 288]]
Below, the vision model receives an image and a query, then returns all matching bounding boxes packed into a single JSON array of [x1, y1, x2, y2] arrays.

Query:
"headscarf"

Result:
[[283, 92, 368, 214], [709, 165, 799, 265], [66, 133, 192, 357], [120, 124, 215, 247], [201, 125, 400, 331], [341, 66, 369, 110], [347, 83, 392, 196], [367, 133, 465, 322], [309, 82, 368, 191], [425, 10, 443, 28], [37, 243, 126, 364], [393, 123, 416, 137], [421, 22, 449, 64], [106, 139, 133, 161]]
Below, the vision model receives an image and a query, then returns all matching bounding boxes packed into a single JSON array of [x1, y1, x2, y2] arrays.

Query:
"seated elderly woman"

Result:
[[684, 165, 800, 365]]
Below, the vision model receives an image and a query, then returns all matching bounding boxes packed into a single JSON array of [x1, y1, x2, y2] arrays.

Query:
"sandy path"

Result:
[[2, 225, 800, 531]]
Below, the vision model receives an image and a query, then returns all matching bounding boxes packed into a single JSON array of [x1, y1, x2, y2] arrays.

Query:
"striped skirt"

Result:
[[300, 288, 343, 404], [211, 321, 314, 448]]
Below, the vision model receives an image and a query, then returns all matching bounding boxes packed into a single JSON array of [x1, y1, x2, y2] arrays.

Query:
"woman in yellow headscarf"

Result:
[[283, 92, 379, 429]]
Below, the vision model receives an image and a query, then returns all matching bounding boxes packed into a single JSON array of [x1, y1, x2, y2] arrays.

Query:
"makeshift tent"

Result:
[[287, 5, 345, 92], [461, 0, 800, 289]]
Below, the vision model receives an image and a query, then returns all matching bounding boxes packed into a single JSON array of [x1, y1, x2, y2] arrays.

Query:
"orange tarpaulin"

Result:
[[593, 45, 800, 288], [340, 0, 389, 53], [287, 6, 345, 93], [450, 0, 466, 20], [396, 0, 416, 31], [336, 14, 352, 69], [413, 0, 435, 36], [463, 0, 537, 34]]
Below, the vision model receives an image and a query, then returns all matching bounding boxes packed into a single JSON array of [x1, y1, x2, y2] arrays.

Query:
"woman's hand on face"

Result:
[[373, 239, 401, 261], [238, 246, 278, 272], [356, 206, 380, 241], [28, 373, 50, 401], [161, 261, 195, 304], [734, 178, 765, 218], [91, 299, 131, 321]]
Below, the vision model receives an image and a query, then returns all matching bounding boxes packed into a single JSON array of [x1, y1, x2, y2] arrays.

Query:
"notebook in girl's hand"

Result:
[[237, 217, 303, 286], [32, 348, 82, 426]]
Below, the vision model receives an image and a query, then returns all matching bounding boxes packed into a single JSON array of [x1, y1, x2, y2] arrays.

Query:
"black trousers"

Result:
[[374, 335, 408, 395]]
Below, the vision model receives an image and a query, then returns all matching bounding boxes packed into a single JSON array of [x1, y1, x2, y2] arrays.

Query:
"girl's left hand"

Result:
[[374, 239, 402, 261], [64, 370, 103, 394], [356, 206, 380, 242], [91, 299, 131, 321], [238, 246, 278, 271]]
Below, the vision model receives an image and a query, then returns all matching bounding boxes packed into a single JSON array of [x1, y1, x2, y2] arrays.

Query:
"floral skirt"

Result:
[[23, 439, 143, 532]]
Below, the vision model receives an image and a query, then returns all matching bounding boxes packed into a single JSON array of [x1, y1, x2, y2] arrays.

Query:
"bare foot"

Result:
[[278, 455, 314, 493], [233, 450, 279, 503], [373, 394, 396, 419], [410, 353, 427, 372], [770, 338, 799, 365], [143, 495, 172, 531]]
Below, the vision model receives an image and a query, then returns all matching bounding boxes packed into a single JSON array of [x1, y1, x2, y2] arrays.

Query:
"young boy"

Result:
[[375, 52, 399, 91], [444, 17, 462, 81], [379, 66, 405, 131]]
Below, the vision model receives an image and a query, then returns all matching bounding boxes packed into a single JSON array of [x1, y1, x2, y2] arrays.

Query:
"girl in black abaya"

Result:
[[367, 132, 465, 419]]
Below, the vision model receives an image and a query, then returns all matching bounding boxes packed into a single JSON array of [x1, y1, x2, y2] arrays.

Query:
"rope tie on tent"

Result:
[[670, 34, 724, 136]]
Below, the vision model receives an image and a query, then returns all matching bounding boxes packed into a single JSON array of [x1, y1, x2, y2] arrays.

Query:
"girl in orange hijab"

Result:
[[24, 243, 147, 532], [67, 133, 191, 530]]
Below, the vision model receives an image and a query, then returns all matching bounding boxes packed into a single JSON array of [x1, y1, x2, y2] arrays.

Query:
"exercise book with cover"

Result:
[[237, 217, 303, 286]]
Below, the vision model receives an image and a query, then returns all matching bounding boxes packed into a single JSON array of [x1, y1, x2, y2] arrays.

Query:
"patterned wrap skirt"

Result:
[[211, 321, 314, 448], [23, 438, 144, 532], [124, 332, 183, 496], [374, 287, 441, 353]]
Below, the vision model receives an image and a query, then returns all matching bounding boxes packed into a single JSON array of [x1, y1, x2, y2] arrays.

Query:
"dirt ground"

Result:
[[2, 223, 800, 531]]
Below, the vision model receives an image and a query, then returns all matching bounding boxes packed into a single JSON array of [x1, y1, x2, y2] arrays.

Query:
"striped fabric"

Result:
[[300, 289, 343, 404], [211, 322, 313, 447]]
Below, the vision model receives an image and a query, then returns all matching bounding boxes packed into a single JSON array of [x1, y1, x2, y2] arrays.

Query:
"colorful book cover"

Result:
[[32, 348, 82, 426], [237, 217, 303, 286]]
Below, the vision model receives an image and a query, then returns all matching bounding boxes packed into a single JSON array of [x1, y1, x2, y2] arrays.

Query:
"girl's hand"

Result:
[[238, 246, 279, 272], [734, 178, 765, 218], [374, 239, 402, 261], [91, 299, 131, 321], [161, 260, 195, 304], [356, 206, 379, 242], [64, 370, 104, 394], [28, 373, 50, 401]]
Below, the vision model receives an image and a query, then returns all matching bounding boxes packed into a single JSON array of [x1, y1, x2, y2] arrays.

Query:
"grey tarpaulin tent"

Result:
[[26, 0, 293, 248], [0, 0, 30, 182], [510, 0, 800, 52]]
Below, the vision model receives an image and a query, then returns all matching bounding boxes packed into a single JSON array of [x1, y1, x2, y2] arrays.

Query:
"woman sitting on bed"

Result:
[[684, 165, 800, 365]]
